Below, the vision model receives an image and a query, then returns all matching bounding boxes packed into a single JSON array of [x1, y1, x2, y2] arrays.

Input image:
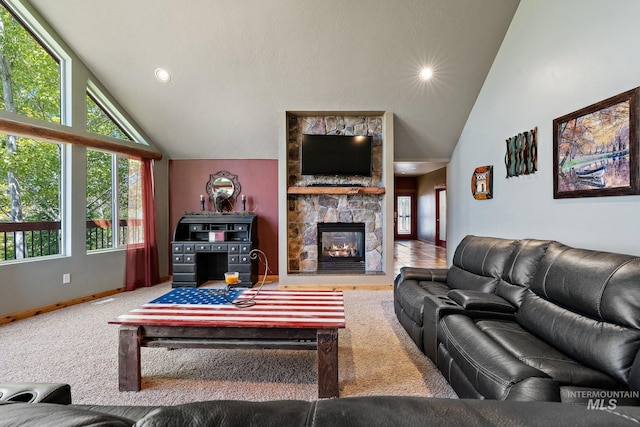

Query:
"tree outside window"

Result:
[[0, 4, 62, 261]]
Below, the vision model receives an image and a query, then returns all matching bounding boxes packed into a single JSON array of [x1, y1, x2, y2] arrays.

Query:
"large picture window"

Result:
[[0, 134, 61, 260], [86, 150, 140, 251], [0, 4, 61, 123], [0, 1, 156, 267], [86, 91, 131, 141]]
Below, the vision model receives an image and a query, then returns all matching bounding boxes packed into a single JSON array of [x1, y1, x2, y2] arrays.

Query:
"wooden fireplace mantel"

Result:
[[287, 186, 385, 195]]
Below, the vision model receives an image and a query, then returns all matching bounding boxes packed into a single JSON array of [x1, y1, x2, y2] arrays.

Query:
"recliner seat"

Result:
[[395, 235, 640, 402]]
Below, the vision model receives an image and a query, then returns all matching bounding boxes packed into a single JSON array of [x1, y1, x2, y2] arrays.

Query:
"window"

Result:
[[86, 82, 147, 145], [86, 150, 140, 251], [125, 158, 143, 245], [0, 134, 61, 260], [0, 1, 153, 263], [0, 3, 64, 262], [86, 149, 113, 250], [85, 85, 142, 251], [397, 195, 412, 235], [86, 91, 131, 141], [0, 4, 61, 123]]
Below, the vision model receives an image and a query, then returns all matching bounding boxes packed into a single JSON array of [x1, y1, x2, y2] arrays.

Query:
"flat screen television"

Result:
[[301, 134, 372, 176]]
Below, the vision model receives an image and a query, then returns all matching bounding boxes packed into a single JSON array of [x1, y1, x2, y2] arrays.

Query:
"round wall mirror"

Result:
[[206, 171, 241, 212], [212, 177, 234, 198]]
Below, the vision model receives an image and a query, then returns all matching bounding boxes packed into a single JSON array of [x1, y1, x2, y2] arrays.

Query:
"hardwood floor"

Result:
[[394, 240, 447, 277]]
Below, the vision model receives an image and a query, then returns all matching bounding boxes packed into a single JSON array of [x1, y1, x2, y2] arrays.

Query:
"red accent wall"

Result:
[[168, 159, 279, 275]]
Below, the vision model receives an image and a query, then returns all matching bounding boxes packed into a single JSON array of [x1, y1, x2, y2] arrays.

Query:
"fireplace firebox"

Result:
[[317, 222, 365, 271]]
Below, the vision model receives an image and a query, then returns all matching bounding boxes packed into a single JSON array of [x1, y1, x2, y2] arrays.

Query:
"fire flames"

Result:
[[324, 243, 357, 258]]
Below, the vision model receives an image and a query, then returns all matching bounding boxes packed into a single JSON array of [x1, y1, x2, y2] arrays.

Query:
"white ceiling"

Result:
[[29, 0, 519, 175]]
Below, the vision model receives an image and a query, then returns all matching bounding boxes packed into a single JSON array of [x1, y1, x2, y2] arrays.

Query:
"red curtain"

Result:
[[125, 158, 159, 291]]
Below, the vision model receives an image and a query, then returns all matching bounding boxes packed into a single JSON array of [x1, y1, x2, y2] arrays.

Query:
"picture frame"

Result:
[[553, 87, 640, 199], [471, 165, 493, 200]]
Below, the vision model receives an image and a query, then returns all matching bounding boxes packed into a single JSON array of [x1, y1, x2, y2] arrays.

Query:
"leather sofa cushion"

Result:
[[438, 314, 557, 400], [395, 266, 448, 283], [447, 236, 516, 293], [6, 397, 640, 427], [0, 402, 133, 427], [531, 244, 640, 329], [500, 239, 553, 288], [517, 292, 640, 386], [135, 400, 312, 427], [395, 279, 449, 325], [476, 320, 619, 389], [495, 239, 555, 307], [447, 266, 502, 293]]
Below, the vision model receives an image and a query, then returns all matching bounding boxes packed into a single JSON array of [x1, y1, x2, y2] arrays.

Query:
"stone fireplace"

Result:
[[278, 110, 394, 287], [317, 222, 366, 271], [286, 114, 384, 274]]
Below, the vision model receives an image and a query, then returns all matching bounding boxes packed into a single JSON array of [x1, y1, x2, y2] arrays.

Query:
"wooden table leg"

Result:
[[317, 328, 339, 398], [118, 325, 141, 391]]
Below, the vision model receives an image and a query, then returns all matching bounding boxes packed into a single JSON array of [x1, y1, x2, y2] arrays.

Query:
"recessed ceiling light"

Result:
[[420, 67, 433, 81], [154, 68, 171, 83]]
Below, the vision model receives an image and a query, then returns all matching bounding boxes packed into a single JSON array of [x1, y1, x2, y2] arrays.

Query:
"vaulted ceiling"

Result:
[[29, 0, 519, 175]]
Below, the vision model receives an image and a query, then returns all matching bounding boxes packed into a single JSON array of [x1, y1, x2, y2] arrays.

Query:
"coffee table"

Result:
[[109, 288, 345, 398]]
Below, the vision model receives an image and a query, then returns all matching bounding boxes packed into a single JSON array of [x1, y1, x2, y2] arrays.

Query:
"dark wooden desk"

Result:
[[109, 289, 345, 398]]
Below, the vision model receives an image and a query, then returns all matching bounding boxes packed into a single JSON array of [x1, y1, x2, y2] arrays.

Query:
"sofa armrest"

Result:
[[397, 266, 448, 283], [422, 295, 465, 363], [447, 290, 516, 314]]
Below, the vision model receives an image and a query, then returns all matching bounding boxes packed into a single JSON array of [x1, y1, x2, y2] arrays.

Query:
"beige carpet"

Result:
[[0, 281, 457, 406]]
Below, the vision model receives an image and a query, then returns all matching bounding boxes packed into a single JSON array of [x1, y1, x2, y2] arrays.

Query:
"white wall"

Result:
[[448, 0, 640, 262]]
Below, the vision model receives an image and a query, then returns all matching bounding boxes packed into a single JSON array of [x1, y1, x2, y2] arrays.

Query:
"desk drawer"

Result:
[[228, 244, 240, 253], [173, 273, 196, 282], [172, 243, 184, 254], [195, 243, 212, 252], [184, 244, 195, 253], [210, 243, 228, 252], [173, 264, 196, 273], [239, 244, 252, 253], [228, 255, 239, 264], [174, 254, 196, 264]]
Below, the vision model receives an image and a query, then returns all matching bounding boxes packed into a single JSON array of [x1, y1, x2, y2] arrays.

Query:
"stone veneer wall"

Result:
[[287, 115, 384, 273]]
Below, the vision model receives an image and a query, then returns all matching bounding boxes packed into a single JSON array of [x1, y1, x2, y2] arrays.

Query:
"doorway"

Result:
[[394, 192, 416, 240], [435, 186, 447, 248]]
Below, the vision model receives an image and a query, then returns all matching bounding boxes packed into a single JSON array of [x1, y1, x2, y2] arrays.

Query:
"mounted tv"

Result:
[[301, 134, 372, 176]]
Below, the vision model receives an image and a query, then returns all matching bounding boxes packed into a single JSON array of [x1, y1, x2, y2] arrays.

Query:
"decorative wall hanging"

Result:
[[471, 165, 493, 200], [505, 127, 537, 178], [553, 87, 640, 199]]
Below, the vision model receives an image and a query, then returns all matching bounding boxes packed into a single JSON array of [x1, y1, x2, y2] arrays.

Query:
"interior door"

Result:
[[435, 187, 447, 248], [394, 192, 416, 240]]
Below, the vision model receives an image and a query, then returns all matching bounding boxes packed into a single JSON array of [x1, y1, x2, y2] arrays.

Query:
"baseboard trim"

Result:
[[0, 275, 172, 325], [277, 283, 392, 291], [1, 287, 125, 326]]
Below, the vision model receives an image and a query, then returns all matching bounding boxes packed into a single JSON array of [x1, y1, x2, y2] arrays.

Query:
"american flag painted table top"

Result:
[[110, 288, 345, 329]]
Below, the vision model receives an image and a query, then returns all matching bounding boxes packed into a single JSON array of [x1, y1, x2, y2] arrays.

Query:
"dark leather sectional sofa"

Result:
[[3, 383, 640, 426], [394, 235, 640, 402]]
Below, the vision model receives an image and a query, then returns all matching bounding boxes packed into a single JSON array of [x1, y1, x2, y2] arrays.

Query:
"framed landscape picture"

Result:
[[553, 87, 640, 199]]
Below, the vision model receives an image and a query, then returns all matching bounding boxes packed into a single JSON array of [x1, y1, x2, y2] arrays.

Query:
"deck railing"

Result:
[[0, 219, 130, 261]]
